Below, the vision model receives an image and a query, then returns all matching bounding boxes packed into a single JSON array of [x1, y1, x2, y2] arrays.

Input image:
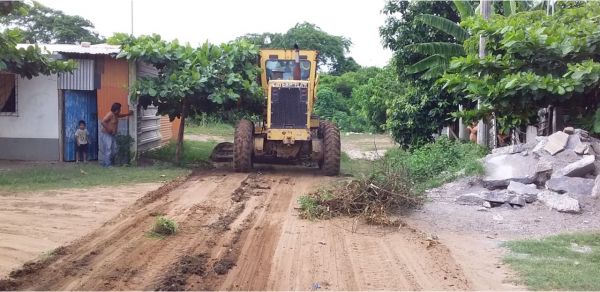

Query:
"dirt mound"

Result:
[[158, 254, 208, 291]]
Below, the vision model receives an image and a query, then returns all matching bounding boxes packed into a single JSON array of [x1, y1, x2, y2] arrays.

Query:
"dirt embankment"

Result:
[[1, 167, 499, 291]]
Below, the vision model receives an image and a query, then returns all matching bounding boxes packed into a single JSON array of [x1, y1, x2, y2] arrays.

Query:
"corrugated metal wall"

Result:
[[137, 61, 159, 77], [136, 62, 162, 151], [160, 116, 173, 144], [137, 106, 162, 151], [97, 57, 129, 119], [58, 59, 97, 90], [132, 61, 182, 151], [171, 117, 181, 142]]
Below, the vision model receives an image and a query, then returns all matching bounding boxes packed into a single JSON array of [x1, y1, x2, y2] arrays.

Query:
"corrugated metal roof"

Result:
[[16, 43, 121, 55]]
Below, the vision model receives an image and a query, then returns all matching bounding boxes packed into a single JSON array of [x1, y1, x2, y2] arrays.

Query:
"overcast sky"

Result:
[[37, 0, 393, 67]]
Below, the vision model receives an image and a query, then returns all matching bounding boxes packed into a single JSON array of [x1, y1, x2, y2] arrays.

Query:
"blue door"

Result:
[[64, 90, 98, 161]]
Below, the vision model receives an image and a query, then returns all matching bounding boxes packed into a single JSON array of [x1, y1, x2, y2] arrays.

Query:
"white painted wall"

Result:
[[0, 75, 59, 139]]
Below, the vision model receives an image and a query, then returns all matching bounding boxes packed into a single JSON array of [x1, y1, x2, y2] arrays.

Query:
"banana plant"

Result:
[[404, 0, 542, 79], [404, 10, 470, 79]]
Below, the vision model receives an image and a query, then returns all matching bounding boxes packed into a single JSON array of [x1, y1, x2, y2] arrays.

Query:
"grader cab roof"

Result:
[[258, 49, 319, 95], [258, 49, 318, 61]]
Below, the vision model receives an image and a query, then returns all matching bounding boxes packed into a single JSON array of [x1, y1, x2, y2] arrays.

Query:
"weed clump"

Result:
[[300, 165, 423, 226], [153, 216, 178, 236], [299, 138, 486, 226]]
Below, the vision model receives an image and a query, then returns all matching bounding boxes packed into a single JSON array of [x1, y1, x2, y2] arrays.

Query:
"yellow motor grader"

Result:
[[211, 45, 340, 175]]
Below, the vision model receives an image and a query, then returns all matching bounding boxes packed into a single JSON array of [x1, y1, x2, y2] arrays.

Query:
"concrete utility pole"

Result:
[[477, 0, 492, 147], [458, 105, 468, 140], [130, 0, 134, 36]]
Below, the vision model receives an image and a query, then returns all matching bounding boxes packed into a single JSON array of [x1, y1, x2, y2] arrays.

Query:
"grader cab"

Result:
[[212, 45, 340, 175]]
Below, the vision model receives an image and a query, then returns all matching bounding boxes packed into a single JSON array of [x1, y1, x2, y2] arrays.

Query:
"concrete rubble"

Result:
[[545, 177, 595, 196], [455, 193, 485, 206], [507, 181, 539, 203], [544, 131, 569, 155], [482, 154, 539, 188], [462, 127, 599, 213], [537, 190, 581, 213], [592, 175, 600, 198], [552, 155, 595, 178], [483, 191, 514, 204]]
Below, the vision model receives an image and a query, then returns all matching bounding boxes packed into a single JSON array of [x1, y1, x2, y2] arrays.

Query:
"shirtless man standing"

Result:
[[100, 103, 133, 167]]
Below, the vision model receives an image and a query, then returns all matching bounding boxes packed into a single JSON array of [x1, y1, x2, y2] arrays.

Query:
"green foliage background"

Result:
[[441, 2, 600, 131], [0, 2, 74, 78]]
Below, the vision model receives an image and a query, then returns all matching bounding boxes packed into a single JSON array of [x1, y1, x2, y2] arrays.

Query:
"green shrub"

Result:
[[385, 138, 487, 192], [300, 162, 422, 226], [298, 193, 331, 220], [153, 216, 177, 236], [143, 140, 217, 167], [114, 134, 135, 165]]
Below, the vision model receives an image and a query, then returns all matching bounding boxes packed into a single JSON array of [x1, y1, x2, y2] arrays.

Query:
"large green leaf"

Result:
[[453, 0, 475, 19], [503, 0, 517, 16], [405, 42, 466, 57], [416, 14, 469, 42], [593, 109, 600, 134], [422, 65, 450, 80], [405, 54, 448, 74]]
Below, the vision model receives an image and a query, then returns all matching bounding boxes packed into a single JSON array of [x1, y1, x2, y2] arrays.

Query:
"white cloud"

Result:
[[37, 0, 393, 67]]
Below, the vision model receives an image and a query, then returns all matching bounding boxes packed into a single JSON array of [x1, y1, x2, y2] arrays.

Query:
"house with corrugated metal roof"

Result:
[[0, 43, 180, 161]]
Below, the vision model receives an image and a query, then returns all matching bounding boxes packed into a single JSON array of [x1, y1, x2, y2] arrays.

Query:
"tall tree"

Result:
[[380, 0, 461, 79], [1, 1, 73, 78], [1, 1, 103, 44], [118, 35, 261, 162], [238, 22, 358, 75], [375, 1, 461, 146]]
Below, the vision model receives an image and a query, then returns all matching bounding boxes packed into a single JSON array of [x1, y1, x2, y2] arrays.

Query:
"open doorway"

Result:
[[63, 90, 98, 161]]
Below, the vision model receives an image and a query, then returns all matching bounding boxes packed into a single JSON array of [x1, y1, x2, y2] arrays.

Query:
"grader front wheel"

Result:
[[319, 121, 341, 176], [233, 119, 254, 172]]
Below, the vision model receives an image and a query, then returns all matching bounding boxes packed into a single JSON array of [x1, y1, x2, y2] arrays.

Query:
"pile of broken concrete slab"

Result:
[[456, 127, 599, 213]]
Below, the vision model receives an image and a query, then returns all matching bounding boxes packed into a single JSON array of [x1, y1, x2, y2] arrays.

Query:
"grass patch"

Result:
[[340, 152, 374, 177], [185, 122, 234, 138], [385, 138, 487, 192], [0, 164, 188, 192], [298, 189, 334, 220], [151, 216, 178, 237], [143, 140, 218, 167], [504, 232, 600, 290]]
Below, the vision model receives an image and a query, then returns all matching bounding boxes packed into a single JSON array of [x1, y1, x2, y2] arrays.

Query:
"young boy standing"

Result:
[[75, 120, 89, 163]]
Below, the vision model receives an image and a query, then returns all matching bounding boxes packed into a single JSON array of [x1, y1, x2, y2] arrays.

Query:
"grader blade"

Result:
[[211, 142, 233, 162]]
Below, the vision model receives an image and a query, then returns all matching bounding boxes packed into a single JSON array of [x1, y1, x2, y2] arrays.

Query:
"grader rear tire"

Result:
[[233, 119, 254, 172], [320, 121, 341, 176]]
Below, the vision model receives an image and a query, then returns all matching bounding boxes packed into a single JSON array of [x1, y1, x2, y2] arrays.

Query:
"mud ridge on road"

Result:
[[0, 171, 264, 291], [0, 172, 194, 291], [156, 173, 270, 290]]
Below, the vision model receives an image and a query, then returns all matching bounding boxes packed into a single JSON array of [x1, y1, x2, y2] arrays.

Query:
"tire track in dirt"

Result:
[[1, 167, 473, 291], [216, 174, 305, 290], [211, 169, 471, 291], [0, 171, 255, 290]]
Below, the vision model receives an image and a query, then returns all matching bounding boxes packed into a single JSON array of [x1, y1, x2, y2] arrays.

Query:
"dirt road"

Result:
[[0, 166, 485, 291], [0, 183, 162, 277]]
